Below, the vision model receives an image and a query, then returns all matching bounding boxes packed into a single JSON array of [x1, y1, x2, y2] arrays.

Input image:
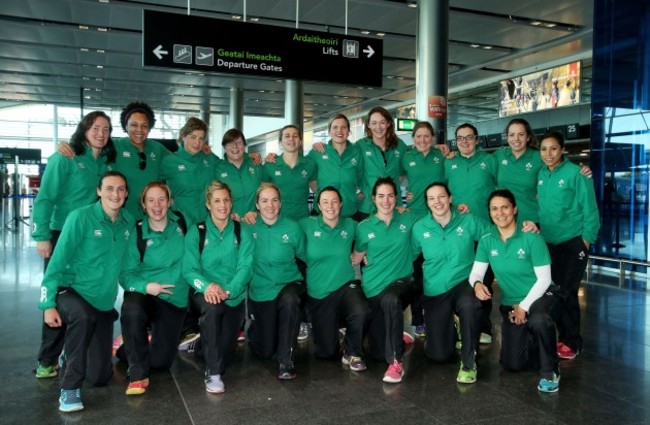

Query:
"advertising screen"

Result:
[[498, 61, 581, 117]]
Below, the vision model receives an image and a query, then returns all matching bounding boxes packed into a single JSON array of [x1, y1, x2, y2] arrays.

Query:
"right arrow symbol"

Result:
[[363, 45, 375, 58], [153, 45, 169, 60]]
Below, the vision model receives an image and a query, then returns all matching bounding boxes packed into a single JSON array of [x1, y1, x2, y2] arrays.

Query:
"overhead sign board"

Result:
[[143, 11, 383, 87], [0, 148, 41, 165]]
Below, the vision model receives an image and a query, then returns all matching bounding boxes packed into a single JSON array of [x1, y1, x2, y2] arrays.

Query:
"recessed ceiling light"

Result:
[[98, 27, 108, 32], [530, 21, 542, 26], [96, 49, 105, 53], [376, 32, 385, 37], [544, 23, 557, 28], [470, 44, 480, 48], [361, 30, 370, 35], [79, 25, 89, 30], [483, 45, 493, 50], [80, 47, 89, 52], [249, 17, 259, 22], [232, 15, 242, 20]]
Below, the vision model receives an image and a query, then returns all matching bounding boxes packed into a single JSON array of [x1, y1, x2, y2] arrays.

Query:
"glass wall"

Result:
[[591, 0, 650, 263]]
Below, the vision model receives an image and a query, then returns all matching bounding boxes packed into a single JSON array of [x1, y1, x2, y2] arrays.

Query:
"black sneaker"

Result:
[[278, 362, 297, 380]]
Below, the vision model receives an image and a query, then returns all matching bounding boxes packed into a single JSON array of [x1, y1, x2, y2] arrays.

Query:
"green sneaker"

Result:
[[456, 363, 477, 384], [36, 364, 58, 379]]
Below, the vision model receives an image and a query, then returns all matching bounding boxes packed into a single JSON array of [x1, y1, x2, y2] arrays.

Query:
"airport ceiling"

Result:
[[0, 0, 593, 124]]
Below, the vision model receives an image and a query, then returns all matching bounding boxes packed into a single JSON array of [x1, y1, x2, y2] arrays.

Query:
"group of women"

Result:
[[34, 103, 600, 413]]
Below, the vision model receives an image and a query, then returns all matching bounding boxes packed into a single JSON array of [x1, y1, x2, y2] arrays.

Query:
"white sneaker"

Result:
[[297, 322, 309, 341], [205, 374, 225, 394]]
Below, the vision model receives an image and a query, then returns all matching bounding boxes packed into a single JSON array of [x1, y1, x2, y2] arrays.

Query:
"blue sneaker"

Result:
[[59, 388, 84, 412], [537, 373, 560, 393]]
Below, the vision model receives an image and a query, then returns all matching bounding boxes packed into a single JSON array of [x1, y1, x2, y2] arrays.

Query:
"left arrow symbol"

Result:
[[362, 45, 375, 58], [153, 45, 168, 60]]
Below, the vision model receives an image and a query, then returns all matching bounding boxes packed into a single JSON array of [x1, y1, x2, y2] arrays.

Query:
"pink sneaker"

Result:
[[382, 359, 404, 383], [402, 331, 415, 345], [557, 342, 578, 359]]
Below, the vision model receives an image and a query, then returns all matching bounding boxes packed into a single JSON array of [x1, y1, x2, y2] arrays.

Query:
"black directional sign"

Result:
[[143, 10, 383, 87]]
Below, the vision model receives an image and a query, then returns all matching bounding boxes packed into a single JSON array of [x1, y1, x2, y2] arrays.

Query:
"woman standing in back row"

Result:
[[537, 130, 600, 360], [33, 111, 116, 380]]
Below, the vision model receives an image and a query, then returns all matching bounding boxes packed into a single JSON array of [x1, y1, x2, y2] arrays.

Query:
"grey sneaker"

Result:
[[297, 322, 309, 341], [205, 374, 225, 394]]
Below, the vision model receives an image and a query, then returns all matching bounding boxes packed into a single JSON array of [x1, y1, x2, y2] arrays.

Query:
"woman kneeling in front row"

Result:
[[470, 189, 560, 393]]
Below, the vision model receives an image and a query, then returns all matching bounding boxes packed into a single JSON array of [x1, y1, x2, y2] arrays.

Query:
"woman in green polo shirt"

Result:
[[183, 180, 254, 394], [537, 130, 600, 360], [33, 110, 116, 380], [118, 181, 188, 396], [353, 177, 417, 384], [470, 189, 560, 393], [262, 125, 317, 220], [247, 183, 306, 380], [160, 117, 218, 225], [214, 129, 264, 224], [411, 182, 486, 385], [299, 186, 369, 371], [307, 114, 364, 220]]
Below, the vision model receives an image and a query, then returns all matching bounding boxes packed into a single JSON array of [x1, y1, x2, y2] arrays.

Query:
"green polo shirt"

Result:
[[299, 216, 356, 299], [32, 149, 110, 241], [214, 157, 263, 218], [307, 140, 364, 218], [39, 201, 134, 312], [355, 137, 408, 214], [249, 216, 305, 302], [494, 147, 543, 223], [411, 211, 490, 297], [109, 137, 171, 219], [160, 149, 219, 225], [537, 158, 600, 244], [262, 154, 317, 220], [475, 228, 551, 306], [444, 150, 497, 221], [182, 219, 253, 307], [354, 212, 416, 298], [401, 148, 446, 217], [120, 212, 188, 308]]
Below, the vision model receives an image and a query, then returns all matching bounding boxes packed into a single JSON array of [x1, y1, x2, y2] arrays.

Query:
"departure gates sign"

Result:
[[143, 11, 383, 87]]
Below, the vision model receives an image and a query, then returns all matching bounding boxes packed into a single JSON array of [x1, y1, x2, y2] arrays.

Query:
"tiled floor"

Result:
[[2, 226, 650, 424]]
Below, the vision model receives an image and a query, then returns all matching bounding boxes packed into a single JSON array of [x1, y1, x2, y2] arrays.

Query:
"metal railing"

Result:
[[587, 255, 649, 289]]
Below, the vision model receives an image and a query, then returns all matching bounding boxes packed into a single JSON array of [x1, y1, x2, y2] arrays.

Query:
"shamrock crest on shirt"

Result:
[[517, 248, 526, 259], [282, 234, 289, 243], [456, 226, 464, 237], [340, 230, 348, 239], [525, 162, 533, 171]]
